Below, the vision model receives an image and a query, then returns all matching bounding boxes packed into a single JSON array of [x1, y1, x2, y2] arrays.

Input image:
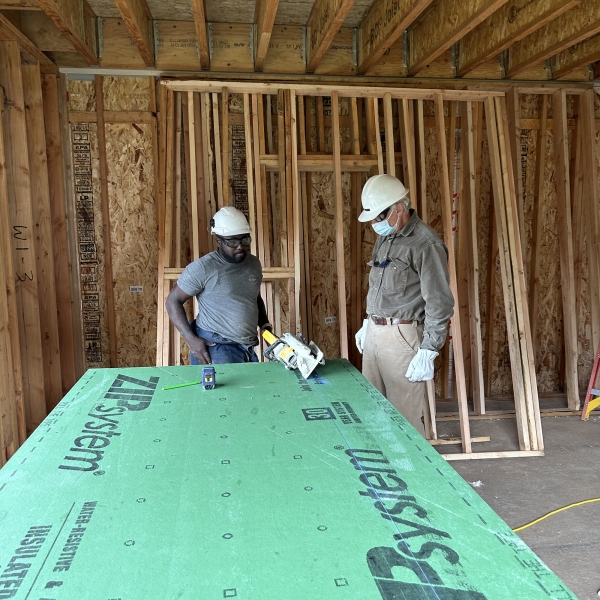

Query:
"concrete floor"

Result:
[[434, 401, 600, 600]]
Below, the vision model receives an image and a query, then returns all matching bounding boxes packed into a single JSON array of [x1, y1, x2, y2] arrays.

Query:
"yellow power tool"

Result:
[[262, 330, 325, 379]]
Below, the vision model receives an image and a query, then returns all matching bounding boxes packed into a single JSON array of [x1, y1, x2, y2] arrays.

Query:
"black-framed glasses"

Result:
[[374, 207, 391, 222], [218, 236, 252, 248]]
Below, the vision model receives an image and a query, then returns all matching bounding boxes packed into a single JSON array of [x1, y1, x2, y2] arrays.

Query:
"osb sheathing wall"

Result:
[[66, 76, 597, 399], [67, 77, 158, 369]]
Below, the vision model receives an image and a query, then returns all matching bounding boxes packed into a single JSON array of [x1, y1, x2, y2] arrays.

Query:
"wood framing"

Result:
[[157, 80, 544, 460], [190, 0, 210, 70], [306, 0, 355, 73], [331, 91, 348, 359], [506, 88, 525, 247], [528, 94, 547, 356], [552, 89, 579, 410], [434, 93, 472, 453], [113, 0, 154, 67], [0, 90, 24, 459], [35, 0, 98, 65], [506, 1, 600, 78], [580, 89, 600, 355], [0, 41, 46, 432], [461, 101, 485, 415], [254, 0, 280, 71], [41, 74, 78, 395], [0, 13, 58, 74], [357, 0, 434, 74], [22, 64, 62, 413], [408, 0, 509, 76], [457, 0, 580, 76]]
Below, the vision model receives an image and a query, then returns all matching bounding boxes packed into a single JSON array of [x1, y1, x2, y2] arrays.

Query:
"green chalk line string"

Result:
[[162, 381, 201, 390]]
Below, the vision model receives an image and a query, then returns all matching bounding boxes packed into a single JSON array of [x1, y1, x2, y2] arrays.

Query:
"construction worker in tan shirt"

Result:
[[355, 174, 454, 436]]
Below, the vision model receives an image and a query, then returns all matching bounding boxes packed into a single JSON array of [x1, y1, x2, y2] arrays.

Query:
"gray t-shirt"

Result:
[[177, 251, 263, 345]]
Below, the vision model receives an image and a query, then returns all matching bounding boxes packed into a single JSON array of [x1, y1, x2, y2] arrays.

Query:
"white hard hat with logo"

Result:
[[358, 174, 409, 222], [210, 207, 251, 236]]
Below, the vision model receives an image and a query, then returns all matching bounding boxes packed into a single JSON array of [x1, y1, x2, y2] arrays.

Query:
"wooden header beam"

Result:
[[113, 0, 154, 67], [457, 0, 580, 76], [506, 1, 600, 77], [35, 0, 98, 65], [254, 0, 280, 71], [164, 80, 506, 100], [357, 0, 433, 74], [408, 0, 509, 76], [306, 0, 356, 73]]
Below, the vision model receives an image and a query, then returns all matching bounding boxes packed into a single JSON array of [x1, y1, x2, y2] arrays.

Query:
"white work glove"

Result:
[[355, 319, 369, 354], [406, 349, 439, 382]]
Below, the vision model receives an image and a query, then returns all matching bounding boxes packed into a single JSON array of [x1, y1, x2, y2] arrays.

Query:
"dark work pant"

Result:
[[189, 321, 258, 365]]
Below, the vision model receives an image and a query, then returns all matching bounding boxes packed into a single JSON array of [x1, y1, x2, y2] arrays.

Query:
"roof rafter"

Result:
[[190, 0, 210, 70], [0, 12, 57, 73], [113, 0, 154, 67], [357, 0, 433, 75], [457, 0, 580, 77], [506, 1, 600, 78], [551, 33, 600, 79], [408, 0, 509, 76], [306, 0, 355, 73], [254, 0, 280, 71], [35, 0, 98, 65]]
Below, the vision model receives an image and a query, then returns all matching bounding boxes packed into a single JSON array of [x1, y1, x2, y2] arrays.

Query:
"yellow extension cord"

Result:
[[513, 497, 600, 532]]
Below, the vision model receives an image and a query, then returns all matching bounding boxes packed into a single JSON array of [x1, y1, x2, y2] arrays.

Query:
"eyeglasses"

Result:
[[374, 207, 391, 222], [218, 236, 252, 248]]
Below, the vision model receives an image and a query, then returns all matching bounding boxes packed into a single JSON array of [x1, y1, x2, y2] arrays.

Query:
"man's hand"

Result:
[[355, 319, 369, 354], [406, 349, 438, 382], [260, 322, 274, 335], [188, 336, 212, 364]]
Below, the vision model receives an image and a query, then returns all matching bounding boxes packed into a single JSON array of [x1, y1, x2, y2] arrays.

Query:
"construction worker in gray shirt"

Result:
[[355, 175, 454, 436], [166, 207, 272, 365]]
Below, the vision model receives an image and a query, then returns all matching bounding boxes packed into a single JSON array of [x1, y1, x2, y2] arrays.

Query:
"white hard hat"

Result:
[[210, 207, 251, 236], [358, 174, 409, 222]]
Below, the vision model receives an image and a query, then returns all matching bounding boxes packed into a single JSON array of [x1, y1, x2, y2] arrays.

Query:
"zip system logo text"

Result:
[[59, 374, 159, 473]]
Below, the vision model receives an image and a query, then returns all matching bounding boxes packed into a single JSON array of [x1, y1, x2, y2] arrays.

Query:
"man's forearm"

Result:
[[257, 294, 270, 329], [166, 297, 197, 343]]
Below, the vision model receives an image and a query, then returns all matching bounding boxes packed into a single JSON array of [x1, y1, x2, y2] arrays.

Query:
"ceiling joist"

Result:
[[506, 1, 600, 78], [112, 0, 154, 67], [408, 0, 509, 76], [254, 0, 280, 71], [35, 0, 98, 65], [190, 0, 209, 70], [357, 0, 433, 74], [457, 0, 581, 77], [306, 0, 355, 73]]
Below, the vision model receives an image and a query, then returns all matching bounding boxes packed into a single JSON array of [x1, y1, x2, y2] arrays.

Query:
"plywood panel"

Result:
[[67, 78, 96, 111], [103, 75, 151, 111], [106, 122, 158, 367]]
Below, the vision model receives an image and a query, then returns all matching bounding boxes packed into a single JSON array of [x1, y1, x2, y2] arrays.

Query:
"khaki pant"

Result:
[[362, 319, 426, 436]]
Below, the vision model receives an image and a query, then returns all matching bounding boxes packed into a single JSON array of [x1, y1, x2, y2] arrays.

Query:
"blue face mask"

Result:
[[372, 219, 396, 236]]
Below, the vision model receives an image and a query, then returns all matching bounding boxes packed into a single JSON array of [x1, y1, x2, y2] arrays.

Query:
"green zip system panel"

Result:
[[0, 360, 576, 599]]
